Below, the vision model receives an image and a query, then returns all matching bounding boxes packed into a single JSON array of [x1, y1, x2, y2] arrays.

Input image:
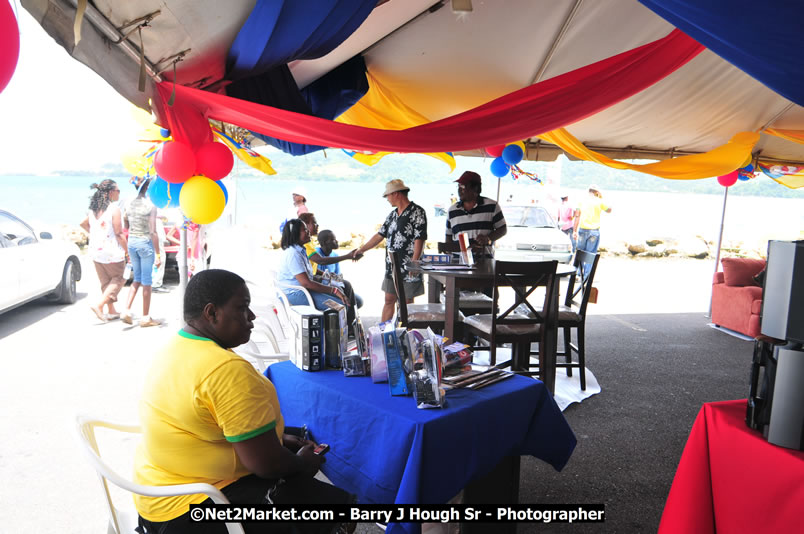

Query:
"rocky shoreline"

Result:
[[60, 223, 768, 261]]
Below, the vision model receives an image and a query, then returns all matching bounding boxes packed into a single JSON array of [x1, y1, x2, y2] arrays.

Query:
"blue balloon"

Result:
[[737, 174, 750, 181], [490, 157, 510, 178], [160, 128, 170, 138], [217, 180, 229, 204], [167, 181, 183, 208], [502, 144, 524, 166], [148, 177, 170, 208]]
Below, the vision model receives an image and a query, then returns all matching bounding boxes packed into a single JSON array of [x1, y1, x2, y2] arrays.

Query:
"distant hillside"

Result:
[[42, 146, 802, 199]]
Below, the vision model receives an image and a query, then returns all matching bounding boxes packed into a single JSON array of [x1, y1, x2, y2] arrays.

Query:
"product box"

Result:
[[287, 305, 324, 371], [322, 299, 348, 369], [420, 254, 452, 264], [384, 328, 414, 396]]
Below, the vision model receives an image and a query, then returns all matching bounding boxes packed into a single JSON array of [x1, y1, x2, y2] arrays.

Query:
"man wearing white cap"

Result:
[[573, 184, 611, 274], [355, 179, 428, 322]]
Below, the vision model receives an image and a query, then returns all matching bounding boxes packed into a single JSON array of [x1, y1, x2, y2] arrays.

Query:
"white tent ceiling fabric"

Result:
[[21, 0, 804, 164]]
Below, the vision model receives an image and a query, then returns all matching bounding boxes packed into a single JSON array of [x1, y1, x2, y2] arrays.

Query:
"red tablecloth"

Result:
[[659, 400, 804, 534]]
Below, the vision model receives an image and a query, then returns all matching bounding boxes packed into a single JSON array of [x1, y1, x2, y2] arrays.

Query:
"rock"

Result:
[[646, 238, 663, 247], [64, 225, 89, 248], [677, 237, 710, 259], [627, 243, 646, 255]]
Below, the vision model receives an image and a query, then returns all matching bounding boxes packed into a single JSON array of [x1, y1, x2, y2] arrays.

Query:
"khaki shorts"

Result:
[[382, 276, 424, 298]]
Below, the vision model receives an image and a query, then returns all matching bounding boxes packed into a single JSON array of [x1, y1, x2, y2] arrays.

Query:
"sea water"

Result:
[[2, 175, 801, 248]]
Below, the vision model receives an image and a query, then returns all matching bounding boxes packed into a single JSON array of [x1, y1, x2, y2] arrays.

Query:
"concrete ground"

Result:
[[0, 248, 741, 533]]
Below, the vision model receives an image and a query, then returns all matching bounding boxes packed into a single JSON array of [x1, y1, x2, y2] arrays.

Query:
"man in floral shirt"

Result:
[[355, 179, 428, 322]]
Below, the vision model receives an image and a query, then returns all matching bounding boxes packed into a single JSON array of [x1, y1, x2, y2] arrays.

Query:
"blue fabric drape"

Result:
[[639, 0, 804, 106], [227, 0, 377, 81], [228, 56, 369, 155]]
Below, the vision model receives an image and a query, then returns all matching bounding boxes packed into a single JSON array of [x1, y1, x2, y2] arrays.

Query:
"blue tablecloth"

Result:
[[265, 361, 576, 527]]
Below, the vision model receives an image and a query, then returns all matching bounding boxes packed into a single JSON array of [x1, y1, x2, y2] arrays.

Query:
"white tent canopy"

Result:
[[21, 0, 804, 165]]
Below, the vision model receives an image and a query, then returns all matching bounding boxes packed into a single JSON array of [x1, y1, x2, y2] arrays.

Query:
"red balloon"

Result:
[[154, 142, 196, 184], [0, 0, 20, 94], [717, 171, 739, 187], [486, 145, 506, 158], [195, 141, 234, 180]]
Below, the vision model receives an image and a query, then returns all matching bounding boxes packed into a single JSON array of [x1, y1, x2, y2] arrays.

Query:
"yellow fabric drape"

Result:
[[764, 128, 804, 145], [537, 129, 759, 180], [213, 129, 276, 176], [336, 71, 456, 171]]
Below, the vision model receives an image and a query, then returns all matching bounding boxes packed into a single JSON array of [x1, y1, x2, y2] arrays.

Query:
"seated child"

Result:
[[314, 229, 363, 309]]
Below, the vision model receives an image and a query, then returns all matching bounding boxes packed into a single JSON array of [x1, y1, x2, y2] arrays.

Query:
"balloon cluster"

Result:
[[716, 158, 757, 188], [485, 141, 527, 178], [122, 105, 235, 225], [152, 138, 234, 224]]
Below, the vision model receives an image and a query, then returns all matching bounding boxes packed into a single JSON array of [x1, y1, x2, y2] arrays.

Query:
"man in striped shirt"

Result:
[[445, 171, 507, 258]]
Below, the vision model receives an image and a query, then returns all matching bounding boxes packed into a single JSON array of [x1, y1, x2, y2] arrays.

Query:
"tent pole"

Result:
[[179, 225, 188, 320], [707, 186, 729, 318], [496, 176, 502, 203]]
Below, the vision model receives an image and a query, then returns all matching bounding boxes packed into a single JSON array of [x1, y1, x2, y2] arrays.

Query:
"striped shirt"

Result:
[[445, 196, 506, 256]]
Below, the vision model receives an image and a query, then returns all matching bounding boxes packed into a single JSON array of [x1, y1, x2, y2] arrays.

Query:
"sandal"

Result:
[[140, 318, 162, 328], [121, 314, 133, 325], [90, 305, 107, 323], [105, 313, 120, 321]]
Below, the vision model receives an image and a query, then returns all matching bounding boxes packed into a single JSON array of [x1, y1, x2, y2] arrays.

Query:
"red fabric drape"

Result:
[[158, 29, 703, 153], [659, 400, 804, 534]]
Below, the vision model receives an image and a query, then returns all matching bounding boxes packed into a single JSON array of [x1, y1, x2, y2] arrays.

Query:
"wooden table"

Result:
[[413, 260, 575, 393]]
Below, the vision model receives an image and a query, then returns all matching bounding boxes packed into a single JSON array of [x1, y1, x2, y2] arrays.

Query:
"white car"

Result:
[[0, 210, 83, 314], [495, 205, 573, 263]]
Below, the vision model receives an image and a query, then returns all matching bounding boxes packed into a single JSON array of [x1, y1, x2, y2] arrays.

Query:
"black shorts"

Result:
[[137, 474, 355, 534]]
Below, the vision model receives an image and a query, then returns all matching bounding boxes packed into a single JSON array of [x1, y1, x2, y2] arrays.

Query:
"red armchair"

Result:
[[711, 257, 765, 338]]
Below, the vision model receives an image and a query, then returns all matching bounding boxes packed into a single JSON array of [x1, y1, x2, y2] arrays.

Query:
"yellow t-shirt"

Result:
[[578, 197, 610, 230], [133, 331, 284, 521], [304, 240, 319, 274]]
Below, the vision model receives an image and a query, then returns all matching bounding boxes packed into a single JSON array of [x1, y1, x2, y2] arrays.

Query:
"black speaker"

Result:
[[760, 240, 804, 343]]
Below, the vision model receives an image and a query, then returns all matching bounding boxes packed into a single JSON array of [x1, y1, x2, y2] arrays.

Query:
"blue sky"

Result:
[[0, 7, 137, 174]]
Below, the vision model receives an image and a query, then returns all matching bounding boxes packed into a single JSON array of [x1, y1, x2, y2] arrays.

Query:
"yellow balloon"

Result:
[[179, 175, 226, 225], [121, 146, 149, 175], [511, 140, 527, 153], [130, 106, 168, 140]]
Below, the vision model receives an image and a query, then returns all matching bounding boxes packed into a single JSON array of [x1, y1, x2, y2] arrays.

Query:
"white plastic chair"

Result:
[[234, 317, 289, 373], [74, 415, 245, 534]]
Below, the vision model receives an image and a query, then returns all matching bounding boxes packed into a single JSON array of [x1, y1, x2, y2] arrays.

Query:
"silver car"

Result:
[[0, 210, 83, 314], [495, 205, 573, 263]]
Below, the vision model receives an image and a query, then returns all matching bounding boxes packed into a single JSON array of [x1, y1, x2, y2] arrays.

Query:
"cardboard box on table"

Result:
[[287, 305, 323, 371]]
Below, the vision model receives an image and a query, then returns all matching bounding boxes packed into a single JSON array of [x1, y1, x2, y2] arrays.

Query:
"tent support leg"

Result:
[[707, 186, 729, 318]]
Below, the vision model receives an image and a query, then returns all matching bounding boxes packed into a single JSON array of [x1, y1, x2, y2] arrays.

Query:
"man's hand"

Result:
[[283, 433, 314, 453], [296, 443, 325, 477], [475, 234, 491, 246], [351, 249, 364, 261]]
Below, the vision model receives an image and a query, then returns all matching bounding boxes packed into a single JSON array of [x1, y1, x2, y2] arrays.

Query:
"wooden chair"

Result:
[[522, 251, 600, 390], [436, 241, 494, 315], [389, 251, 448, 332], [556, 250, 600, 390], [463, 260, 558, 376]]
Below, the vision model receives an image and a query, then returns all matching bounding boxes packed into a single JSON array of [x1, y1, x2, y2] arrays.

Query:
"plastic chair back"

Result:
[[74, 415, 245, 534]]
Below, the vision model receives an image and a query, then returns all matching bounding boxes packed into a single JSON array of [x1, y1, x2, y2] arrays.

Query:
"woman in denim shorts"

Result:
[[121, 179, 162, 327]]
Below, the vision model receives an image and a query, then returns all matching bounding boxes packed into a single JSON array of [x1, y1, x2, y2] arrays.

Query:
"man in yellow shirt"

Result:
[[573, 184, 611, 275], [134, 269, 354, 533]]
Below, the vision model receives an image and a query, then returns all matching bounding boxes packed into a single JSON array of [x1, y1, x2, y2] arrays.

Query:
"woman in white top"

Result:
[[79, 179, 127, 322], [277, 219, 348, 315]]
